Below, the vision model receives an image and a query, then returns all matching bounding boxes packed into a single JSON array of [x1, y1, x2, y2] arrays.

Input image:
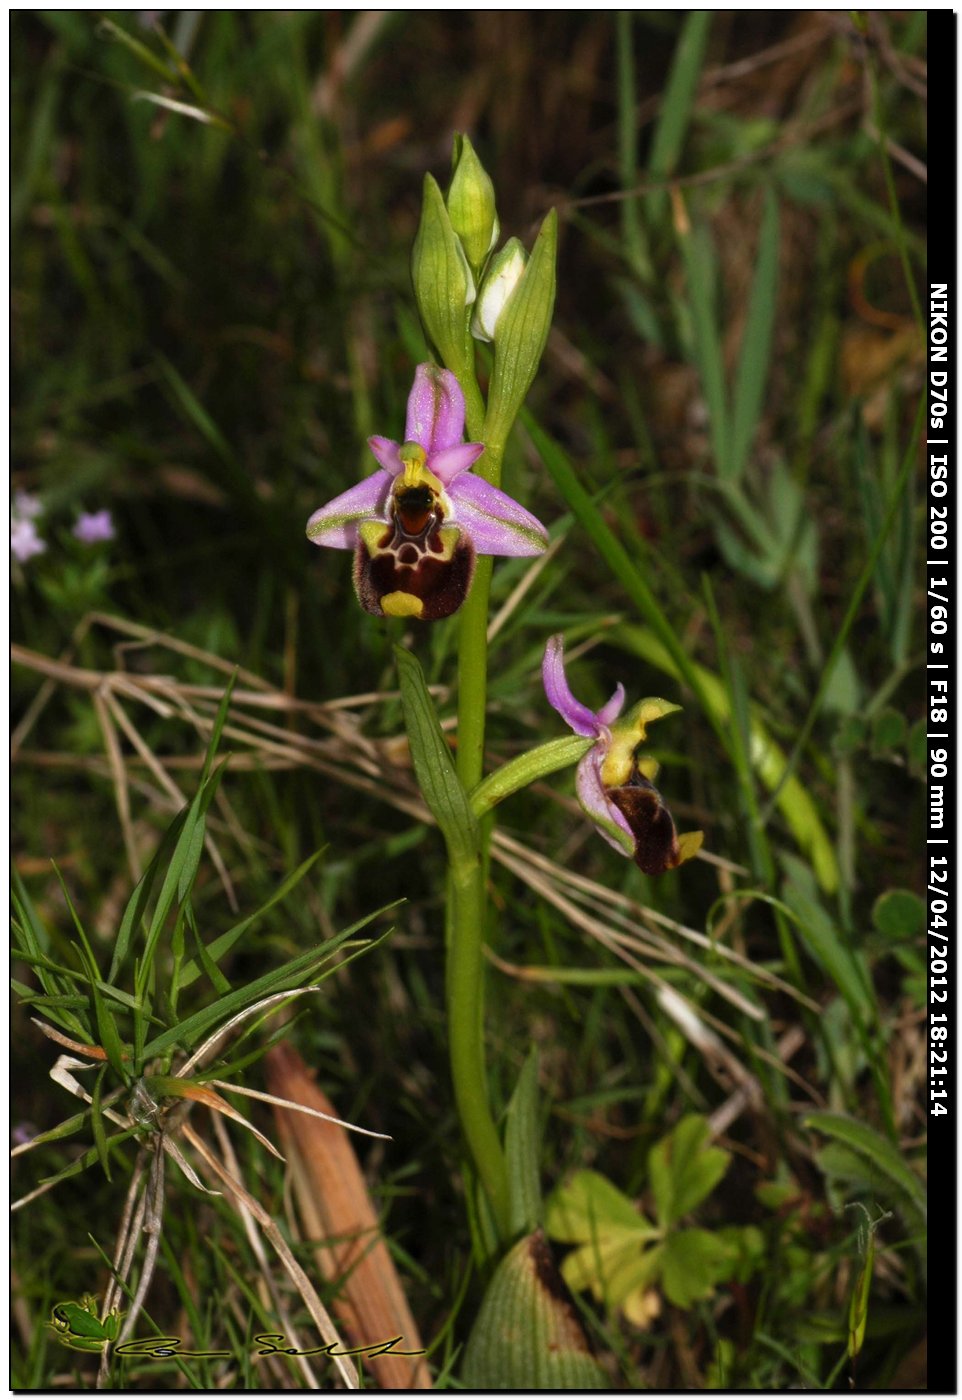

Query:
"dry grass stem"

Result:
[[181, 1120, 359, 1389]]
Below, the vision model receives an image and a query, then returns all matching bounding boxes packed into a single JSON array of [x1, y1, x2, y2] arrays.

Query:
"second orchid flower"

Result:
[[543, 636, 703, 876]]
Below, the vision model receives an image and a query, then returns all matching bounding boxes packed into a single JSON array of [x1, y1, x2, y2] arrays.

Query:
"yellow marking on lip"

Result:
[[381, 591, 424, 618]]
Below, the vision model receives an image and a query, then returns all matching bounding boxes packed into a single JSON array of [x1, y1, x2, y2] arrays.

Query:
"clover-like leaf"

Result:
[[562, 1234, 665, 1315], [660, 1228, 737, 1308], [648, 1115, 730, 1228], [546, 1169, 651, 1242]]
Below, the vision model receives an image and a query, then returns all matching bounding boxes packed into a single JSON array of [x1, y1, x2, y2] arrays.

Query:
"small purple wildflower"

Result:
[[13, 491, 44, 521], [11, 517, 47, 563], [73, 510, 116, 544]]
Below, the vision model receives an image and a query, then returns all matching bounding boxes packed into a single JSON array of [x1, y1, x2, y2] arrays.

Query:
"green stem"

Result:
[[444, 369, 511, 1236], [447, 858, 510, 1238], [455, 555, 494, 792], [454, 388, 503, 794]]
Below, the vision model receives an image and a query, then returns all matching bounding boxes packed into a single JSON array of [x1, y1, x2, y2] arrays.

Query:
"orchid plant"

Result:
[[306, 136, 702, 1260]]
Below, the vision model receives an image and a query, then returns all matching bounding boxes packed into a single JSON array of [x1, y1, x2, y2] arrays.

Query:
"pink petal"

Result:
[[429, 442, 485, 485], [448, 472, 548, 558], [306, 470, 392, 549], [576, 751, 635, 856], [542, 635, 601, 737], [404, 365, 466, 455], [596, 684, 626, 727], [367, 436, 404, 476]]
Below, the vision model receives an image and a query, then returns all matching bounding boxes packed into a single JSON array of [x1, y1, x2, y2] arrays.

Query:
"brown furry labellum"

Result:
[[608, 769, 688, 876], [353, 481, 475, 620]]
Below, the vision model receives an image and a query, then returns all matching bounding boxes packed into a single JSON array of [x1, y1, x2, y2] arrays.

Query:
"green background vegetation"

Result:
[[12, 11, 927, 1389]]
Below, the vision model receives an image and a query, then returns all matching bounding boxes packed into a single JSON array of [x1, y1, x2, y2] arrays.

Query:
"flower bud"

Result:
[[446, 133, 499, 277], [411, 173, 476, 384], [470, 238, 527, 343]]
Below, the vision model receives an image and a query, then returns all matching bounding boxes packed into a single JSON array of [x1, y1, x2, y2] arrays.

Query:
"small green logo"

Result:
[[47, 1296, 124, 1353]]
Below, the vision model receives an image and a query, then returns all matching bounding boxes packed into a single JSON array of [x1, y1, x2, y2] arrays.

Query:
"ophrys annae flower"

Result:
[[307, 364, 547, 620], [543, 635, 703, 876]]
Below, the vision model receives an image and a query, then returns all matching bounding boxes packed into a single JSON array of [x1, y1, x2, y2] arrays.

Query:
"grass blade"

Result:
[[142, 905, 391, 1060], [504, 1049, 542, 1237], [729, 188, 780, 480], [645, 10, 713, 227], [677, 216, 731, 479]]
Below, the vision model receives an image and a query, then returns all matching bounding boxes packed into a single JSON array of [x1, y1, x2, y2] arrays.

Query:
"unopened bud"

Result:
[[471, 238, 527, 343], [412, 173, 476, 383], [447, 134, 499, 276]]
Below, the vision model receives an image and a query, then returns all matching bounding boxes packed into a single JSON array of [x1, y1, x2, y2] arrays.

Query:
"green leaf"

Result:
[[12, 878, 90, 1037], [648, 1116, 730, 1228], [91, 995, 128, 1082], [484, 209, 557, 453], [176, 814, 207, 905], [40, 1129, 141, 1193], [848, 1232, 874, 1359], [644, 10, 712, 219], [136, 757, 228, 1000], [821, 647, 862, 717], [834, 715, 868, 756], [546, 1169, 647, 1242], [871, 889, 925, 941], [679, 219, 730, 478], [96, 17, 180, 85], [461, 1231, 607, 1389], [907, 717, 927, 773], [729, 189, 780, 481], [53, 870, 129, 1080], [660, 1228, 736, 1308], [562, 1232, 660, 1310], [142, 906, 391, 1059], [781, 855, 877, 1025], [109, 807, 189, 982], [803, 1111, 926, 1234], [395, 645, 478, 872], [185, 910, 231, 996], [177, 847, 326, 990], [504, 1048, 542, 1236], [17, 1109, 91, 1150], [716, 1224, 766, 1284], [90, 1065, 112, 1182], [12, 989, 90, 1012], [11, 870, 51, 956], [871, 707, 907, 754]]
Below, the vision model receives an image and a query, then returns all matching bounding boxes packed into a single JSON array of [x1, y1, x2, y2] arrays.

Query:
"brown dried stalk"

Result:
[[265, 1043, 432, 1390]]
